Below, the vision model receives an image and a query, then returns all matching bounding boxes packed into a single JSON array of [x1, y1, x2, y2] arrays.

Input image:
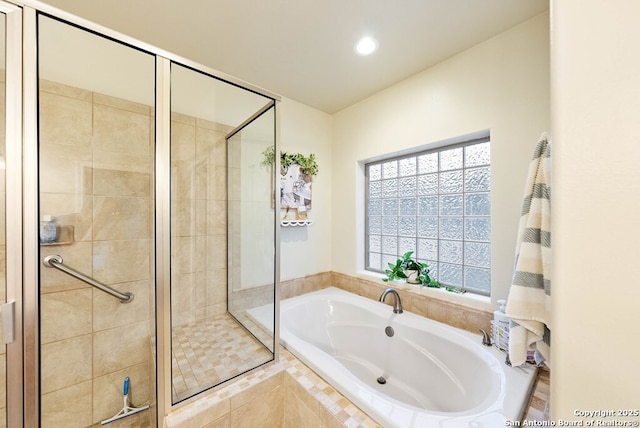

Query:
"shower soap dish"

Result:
[[40, 225, 74, 246]]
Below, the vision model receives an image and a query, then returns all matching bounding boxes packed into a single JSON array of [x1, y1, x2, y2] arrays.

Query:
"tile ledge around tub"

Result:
[[353, 270, 494, 312], [165, 357, 287, 427]]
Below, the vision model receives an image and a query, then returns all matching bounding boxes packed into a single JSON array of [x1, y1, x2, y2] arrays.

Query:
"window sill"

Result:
[[354, 270, 493, 313]]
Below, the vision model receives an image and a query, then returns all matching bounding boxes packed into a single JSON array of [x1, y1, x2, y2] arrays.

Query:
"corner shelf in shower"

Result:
[[280, 220, 313, 227], [40, 225, 75, 246]]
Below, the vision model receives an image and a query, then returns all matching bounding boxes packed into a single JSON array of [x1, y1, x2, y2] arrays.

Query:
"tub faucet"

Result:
[[379, 288, 403, 314]]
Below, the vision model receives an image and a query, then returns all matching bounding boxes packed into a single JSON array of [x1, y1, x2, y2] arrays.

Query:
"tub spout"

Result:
[[379, 288, 403, 314]]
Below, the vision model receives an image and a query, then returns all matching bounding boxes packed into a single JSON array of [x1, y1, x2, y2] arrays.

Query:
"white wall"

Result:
[[551, 0, 640, 418], [278, 97, 333, 280], [331, 13, 550, 305]]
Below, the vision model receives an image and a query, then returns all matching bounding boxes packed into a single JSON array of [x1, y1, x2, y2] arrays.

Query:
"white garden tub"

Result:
[[252, 287, 537, 427]]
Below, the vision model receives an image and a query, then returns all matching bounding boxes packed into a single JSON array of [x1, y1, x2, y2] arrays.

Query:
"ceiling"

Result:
[[36, 0, 549, 114]]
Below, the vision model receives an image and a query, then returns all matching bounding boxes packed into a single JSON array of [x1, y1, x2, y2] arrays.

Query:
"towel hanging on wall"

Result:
[[506, 133, 551, 367]]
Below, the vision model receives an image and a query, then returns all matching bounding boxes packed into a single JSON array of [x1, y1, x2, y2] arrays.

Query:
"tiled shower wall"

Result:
[[37, 78, 233, 426], [38, 79, 156, 427], [170, 112, 230, 327]]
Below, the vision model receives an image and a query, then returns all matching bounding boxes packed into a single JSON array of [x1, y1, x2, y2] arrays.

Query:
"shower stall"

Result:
[[0, 2, 279, 427]]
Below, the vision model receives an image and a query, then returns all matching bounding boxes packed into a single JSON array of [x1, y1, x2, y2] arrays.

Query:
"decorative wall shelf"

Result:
[[280, 220, 313, 227]]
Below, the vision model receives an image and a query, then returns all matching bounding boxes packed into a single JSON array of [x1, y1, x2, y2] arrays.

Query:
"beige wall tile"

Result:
[[172, 161, 196, 200], [195, 199, 207, 236], [40, 289, 92, 343], [172, 198, 197, 237], [171, 121, 196, 162], [93, 168, 151, 197], [191, 271, 208, 313], [206, 235, 227, 270], [93, 239, 151, 284], [93, 92, 151, 116], [40, 242, 93, 293], [283, 372, 320, 416], [166, 398, 231, 428], [206, 269, 227, 307], [172, 236, 197, 274], [171, 272, 196, 327], [197, 127, 226, 167], [39, 92, 92, 147], [230, 372, 283, 410], [93, 196, 151, 241], [207, 165, 227, 202], [40, 80, 92, 101], [41, 381, 92, 428], [93, 361, 151, 425], [207, 200, 227, 235], [318, 406, 349, 428], [93, 321, 150, 377], [39, 142, 92, 195], [41, 335, 92, 394], [329, 272, 493, 334], [92, 149, 152, 174], [195, 160, 208, 201], [195, 236, 207, 270], [230, 385, 283, 428], [284, 389, 319, 428], [39, 193, 93, 242], [202, 415, 231, 428], [171, 111, 196, 126], [93, 280, 151, 331], [93, 104, 150, 157]]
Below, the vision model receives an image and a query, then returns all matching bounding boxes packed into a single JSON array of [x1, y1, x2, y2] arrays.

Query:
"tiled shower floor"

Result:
[[171, 313, 273, 402]]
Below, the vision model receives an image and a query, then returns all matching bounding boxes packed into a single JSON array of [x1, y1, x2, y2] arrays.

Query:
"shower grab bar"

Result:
[[43, 255, 134, 303]]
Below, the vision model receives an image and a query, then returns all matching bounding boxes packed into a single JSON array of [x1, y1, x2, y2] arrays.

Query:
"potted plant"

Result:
[[261, 146, 319, 176], [400, 251, 422, 284], [382, 251, 442, 288], [382, 257, 409, 283]]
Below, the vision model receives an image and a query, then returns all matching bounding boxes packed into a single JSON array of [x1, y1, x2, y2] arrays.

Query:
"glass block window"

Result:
[[365, 138, 491, 295]]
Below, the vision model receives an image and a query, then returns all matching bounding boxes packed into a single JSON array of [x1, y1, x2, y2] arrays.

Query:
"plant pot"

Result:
[[405, 269, 420, 284]]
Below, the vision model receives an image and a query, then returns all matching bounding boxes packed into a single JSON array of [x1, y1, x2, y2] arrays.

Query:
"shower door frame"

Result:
[[16, 1, 281, 426], [2, 1, 24, 427]]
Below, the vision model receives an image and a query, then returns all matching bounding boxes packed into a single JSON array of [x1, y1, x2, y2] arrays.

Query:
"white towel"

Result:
[[506, 133, 552, 367]]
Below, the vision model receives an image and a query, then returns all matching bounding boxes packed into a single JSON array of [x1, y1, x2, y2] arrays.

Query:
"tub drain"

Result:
[[377, 376, 387, 385]]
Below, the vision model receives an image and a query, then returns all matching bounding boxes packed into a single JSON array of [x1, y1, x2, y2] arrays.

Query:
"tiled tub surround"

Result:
[[274, 287, 537, 427], [280, 271, 551, 421], [166, 347, 549, 428], [282, 271, 493, 335], [165, 349, 378, 428]]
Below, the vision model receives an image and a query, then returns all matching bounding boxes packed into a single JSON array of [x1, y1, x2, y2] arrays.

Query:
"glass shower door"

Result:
[[37, 15, 156, 427], [227, 106, 277, 353], [170, 63, 277, 403]]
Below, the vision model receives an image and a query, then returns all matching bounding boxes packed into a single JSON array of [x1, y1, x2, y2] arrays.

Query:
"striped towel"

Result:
[[506, 133, 551, 367]]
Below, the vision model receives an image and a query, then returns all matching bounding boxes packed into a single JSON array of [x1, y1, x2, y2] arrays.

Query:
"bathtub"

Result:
[[251, 287, 537, 427]]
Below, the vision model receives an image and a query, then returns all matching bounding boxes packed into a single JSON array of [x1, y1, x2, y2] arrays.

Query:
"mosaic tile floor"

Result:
[[171, 313, 273, 402]]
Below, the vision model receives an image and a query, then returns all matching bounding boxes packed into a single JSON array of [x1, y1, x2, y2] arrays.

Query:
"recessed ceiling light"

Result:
[[354, 36, 378, 56]]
